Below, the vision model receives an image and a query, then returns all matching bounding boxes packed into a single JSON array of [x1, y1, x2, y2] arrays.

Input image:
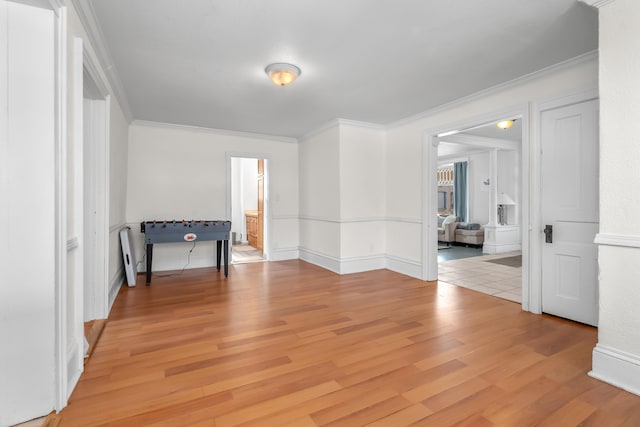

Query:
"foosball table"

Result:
[[140, 220, 232, 284]]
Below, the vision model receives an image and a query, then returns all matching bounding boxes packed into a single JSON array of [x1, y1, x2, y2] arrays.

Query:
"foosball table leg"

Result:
[[224, 239, 229, 277], [216, 240, 222, 271], [146, 243, 153, 285]]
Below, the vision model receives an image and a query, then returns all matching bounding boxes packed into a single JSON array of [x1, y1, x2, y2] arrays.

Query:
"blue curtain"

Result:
[[454, 162, 467, 222]]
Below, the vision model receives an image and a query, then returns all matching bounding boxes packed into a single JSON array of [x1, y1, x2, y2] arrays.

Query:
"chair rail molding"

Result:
[[594, 233, 640, 249]]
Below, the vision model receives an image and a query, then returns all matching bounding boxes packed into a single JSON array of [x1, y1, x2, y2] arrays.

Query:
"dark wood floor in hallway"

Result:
[[59, 260, 640, 426]]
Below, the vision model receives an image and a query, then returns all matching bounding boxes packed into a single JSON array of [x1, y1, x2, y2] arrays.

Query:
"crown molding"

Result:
[[71, 0, 133, 122], [48, 0, 65, 10], [388, 50, 598, 129], [298, 119, 340, 142], [13, 0, 61, 10], [299, 118, 385, 142], [336, 118, 386, 131], [131, 120, 298, 144], [579, 0, 618, 8]]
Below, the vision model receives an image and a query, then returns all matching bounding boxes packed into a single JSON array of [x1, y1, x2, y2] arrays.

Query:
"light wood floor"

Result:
[[59, 260, 640, 426]]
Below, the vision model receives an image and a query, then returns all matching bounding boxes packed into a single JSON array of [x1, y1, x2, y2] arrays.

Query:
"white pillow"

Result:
[[442, 215, 457, 225]]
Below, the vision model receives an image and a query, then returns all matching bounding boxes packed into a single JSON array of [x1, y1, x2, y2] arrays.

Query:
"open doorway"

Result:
[[435, 120, 523, 302], [230, 157, 268, 264]]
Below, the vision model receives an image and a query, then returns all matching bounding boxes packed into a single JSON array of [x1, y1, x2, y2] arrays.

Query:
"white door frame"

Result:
[[422, 103, 532, 311], [32, 0, 69, 412], [531, 88, 599, 315], [75, 41, 111, 322], [226, 152, 272, 260], [77, 42, 111, 320], [46, 0, 68, 411]]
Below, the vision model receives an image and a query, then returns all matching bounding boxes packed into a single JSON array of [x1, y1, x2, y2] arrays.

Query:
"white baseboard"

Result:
[[298, 248, 423, 278], [590, 344, 640, 396], [269, 247, 299, 261], [108, 266, 124, 312], [483, 243, 521, 254], [66, 341, 83, 400], [339, 255, 386, 274], [386, 255, 423, 279], [299, 248, 341, 274]]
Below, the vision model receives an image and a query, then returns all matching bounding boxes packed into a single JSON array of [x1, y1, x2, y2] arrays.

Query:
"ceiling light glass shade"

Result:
[[265, 63, 301, 86], [496, 119, 515, 130]]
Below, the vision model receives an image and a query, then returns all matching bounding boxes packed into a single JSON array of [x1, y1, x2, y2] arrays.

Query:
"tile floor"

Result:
[[13, 417, 45, 427], [438, 250, 522, 303], [231, 243, 266, 264]]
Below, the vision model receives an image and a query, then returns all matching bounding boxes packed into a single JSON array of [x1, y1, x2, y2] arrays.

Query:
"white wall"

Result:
[[298, 122, 388, 273], [385, 126, 423, 273], [241, 158, 258, 215], [339, 125, 386, 262], [497, 149, 520, 225], [299, 125, 341, 261], [467, 152, 490, 224], [231, 157, 242, 239], [126, 122, 299, 271], [230, 157, 258, 242], [591, 0, 640, 395], [385, 55, 598, 275], [0, 3, 56, 425]]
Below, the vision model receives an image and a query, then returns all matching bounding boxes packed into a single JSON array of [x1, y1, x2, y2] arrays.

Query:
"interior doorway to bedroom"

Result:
[[230, 157, 268, 264]]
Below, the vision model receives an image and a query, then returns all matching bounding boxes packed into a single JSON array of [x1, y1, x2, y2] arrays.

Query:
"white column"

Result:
[[487, 148, 499, 226]]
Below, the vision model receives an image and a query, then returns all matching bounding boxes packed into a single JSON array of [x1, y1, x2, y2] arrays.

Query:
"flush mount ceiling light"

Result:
[[496, 119, 515, 130], [265, 63, 301, 86]]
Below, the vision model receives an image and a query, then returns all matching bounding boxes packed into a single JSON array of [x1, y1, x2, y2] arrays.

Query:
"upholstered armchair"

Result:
[[437, 215, 459, 244]]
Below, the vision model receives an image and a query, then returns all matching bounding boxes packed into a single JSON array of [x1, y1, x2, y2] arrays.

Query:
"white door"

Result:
[[541, 99, 599, 326]]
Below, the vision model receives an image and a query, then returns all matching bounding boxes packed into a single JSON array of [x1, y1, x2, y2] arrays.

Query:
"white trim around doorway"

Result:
[[422, 103, 531, 311], [53, 1, 68, 411], [225, 152, 273, 261]]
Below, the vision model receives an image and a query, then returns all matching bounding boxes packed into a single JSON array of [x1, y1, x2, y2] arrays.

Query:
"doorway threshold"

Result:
[[231, 243, 266, 264]]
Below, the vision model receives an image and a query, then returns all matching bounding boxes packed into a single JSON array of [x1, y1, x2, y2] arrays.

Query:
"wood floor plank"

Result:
[[309, 386, 401, 425], [364, 403, 433, 427], [215, 381, 342, 426], [58, 261, 640, 426]]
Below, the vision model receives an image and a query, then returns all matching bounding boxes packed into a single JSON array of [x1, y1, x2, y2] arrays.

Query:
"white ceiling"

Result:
[[84, 0, 597, 138]]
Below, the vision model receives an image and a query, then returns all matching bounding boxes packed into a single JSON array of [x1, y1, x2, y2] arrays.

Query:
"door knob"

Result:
[[544, 224, 553, 243]]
